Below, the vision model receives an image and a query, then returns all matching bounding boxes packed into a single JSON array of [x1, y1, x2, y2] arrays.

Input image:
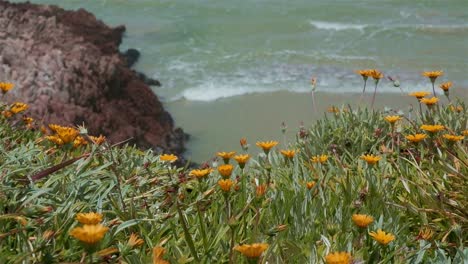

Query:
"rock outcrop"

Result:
[[0, 1, 186, 154]]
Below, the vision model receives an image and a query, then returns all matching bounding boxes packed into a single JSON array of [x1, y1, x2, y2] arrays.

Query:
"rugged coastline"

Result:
[[0, 0, 187, 154]]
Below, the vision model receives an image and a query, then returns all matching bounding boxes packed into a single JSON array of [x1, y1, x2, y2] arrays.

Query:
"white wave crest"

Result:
[[309, 20, 367, 31]]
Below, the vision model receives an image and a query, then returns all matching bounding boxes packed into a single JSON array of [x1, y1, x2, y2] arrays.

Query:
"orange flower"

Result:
[[306, 181, 315, 190], [360, 154, 381, 165], [159, 154, 178, 163], [369, 69, 383, 80], [89, 135, 106, 145], [218, 179, 234, 192], [22, 117, 34, 125], [420, 124, 445, 133], [442, 134, 464, 142], [325, 251, 352, 264], [420, 97, 439, 106], [76, 212, 103, 225], [384, 115, 402, 124], [311, 154, 328, 164], [406, 133, 427, 143], [439, 81, 452, 91], [409, 91, 430, 100], [2, 110, 13, 118], [422, 71, 443, 82], [416, 227, 434, 241], [10, 102, 28, 114], [256, 184, 268, 197], [234, 243, 268, 259], [97, 247, 119, 257], [369, 229, 395, 245], [356, 69, 373, 80], [0, 82, 14, 93], [463, 130, 468, 136], [153, 246, 169, 264], [70, 224, 109, 244], [449, 105, 463, 113], [352, 214, 374, 228], [48, 124, 79, 144], [280, 149, 296, 159], [327, 106, 340, 113], [234, 154, 250, 168], [189, 168, 212, 179], [46, 135, 64, 146], [217, 151, 236, 163], [218, 164, 233, 178], [73, 136, 88, 148], [256, 141, 278, 154], [127, 233, 144, 248]]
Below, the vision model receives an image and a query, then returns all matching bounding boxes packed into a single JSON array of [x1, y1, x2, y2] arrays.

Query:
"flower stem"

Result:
[[371, 81, 378, 109], [176, 201, 199, 262], [196, 202, 209, 253], [359, 80, 367, 103]]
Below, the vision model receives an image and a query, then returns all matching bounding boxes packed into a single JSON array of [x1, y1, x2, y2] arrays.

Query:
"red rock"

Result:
[[0, 1, 186, 154]]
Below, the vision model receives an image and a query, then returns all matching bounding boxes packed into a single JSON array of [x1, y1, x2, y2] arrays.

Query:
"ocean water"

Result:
[[9, 0, 468, 161]]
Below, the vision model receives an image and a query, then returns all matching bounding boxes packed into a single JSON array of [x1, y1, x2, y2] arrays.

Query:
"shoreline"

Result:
[[166, 89, 467, 163]]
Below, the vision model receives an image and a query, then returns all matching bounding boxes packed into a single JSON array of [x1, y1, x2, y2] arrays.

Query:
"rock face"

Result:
[[0, 1, 187, 154]]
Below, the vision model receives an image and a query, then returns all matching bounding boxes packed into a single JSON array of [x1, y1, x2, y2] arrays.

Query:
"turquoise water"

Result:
[[13, 0, 468, 100], [9, 0, 468, 161]]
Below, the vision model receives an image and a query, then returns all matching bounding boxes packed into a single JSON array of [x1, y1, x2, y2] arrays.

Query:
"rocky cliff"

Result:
[[0, 1, 187, 154]]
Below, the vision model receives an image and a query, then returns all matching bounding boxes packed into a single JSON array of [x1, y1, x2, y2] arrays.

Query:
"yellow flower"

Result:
[[356, 69, 373, 80], [409, 91, 430, 100], [420, 97, 439, 106], [73, 136, 88, 148], [325, 251, 352, 264], [417, 227, 434, 241], [384, 115, 402, 124], [369, 229, 395, 245], [256, 140, 278, 154], [439, 81, 452, 91], [76, 212, 103, 225], [49, 124, 79, 144], [22, 117, 33, 125], [406, 133, 427, 143], [218, 179, 234, 192], [0, 82, 14, 93], [10, 102, 28, 114], [420, 124, 445, 133], [311, 154, 328, 164], [217, 151, 236, 160], [306, 181, 315, 190], [327, 106, 340, 114], [352, 214, 374, 228], [89, 135, 106, 145], [70, 224, 108, 244], [128, 233, 144, 248], [369, 69, 383, 80], [442, 134, 464, 142], [449, 105, 463, 113], [218, 164, 233, 178], [189, 168, 212, 179], [46, 135, 64, 145], [234, 154, 250, 167], [2, 110, 13, 118], [153, 246, 169, 264], [256, 184, 268, 197], [361, 154, 381, 165], [422, 70, 443, 81], [159, 154, 178, 163], [234, 243, 268, 259], [280, 149, 296, 159], [463, 130, 468, 136]]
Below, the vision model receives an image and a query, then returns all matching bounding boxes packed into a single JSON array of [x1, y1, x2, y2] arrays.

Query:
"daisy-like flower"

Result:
[[22, 117, 33, 125], [369, 229, 395, 245], [439, 81, 452, 92], [442, 134, 464, 142], [256, 184, 268, 197], [306, 181, 315, 190], [384, 115, 402, 124], [449, 105, 463, 113], [369, 69, 384, 80], [46, 135, 64, 146], [89, 135, 106, 145], [325, 251, 352, 264], [76, 212, 103, 225], [311, 154, 328, 164], [218, 164, 233, 178], [422, 71, 443, 82], [409, 91, 430, 100], [356, 69, 373, 81], [70, 224, 109, 244], [463, 130, 468, 136], [420, 97, 439, 107], [234, 154, 250, 169], [189, 168, 212, 179], [218, 179, 234, 192], [159, 154, 178, 163], [49, 124, 79, 144], [352, 214, 374, 228], [73, 136, 88, 148], [10, 102, 28, 114], [327, 106, 340, 114], [420, 124, 445, 133], [234, 243, 269, 259], [153, 246, 169, 264], [406, 133, 427, 143], [280, 149, 296, 159], [127, 233, 144, 248], [217, 151, 236, 164], [360, 154, 381, 165], [240, 138, 248, 150], [416, 227, 434, 241], [256, 140, 278, 154], [0, 82, 14, 93]]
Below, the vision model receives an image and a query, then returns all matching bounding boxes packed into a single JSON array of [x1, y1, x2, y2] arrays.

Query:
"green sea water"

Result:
[[9, 0, 468, 161]]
